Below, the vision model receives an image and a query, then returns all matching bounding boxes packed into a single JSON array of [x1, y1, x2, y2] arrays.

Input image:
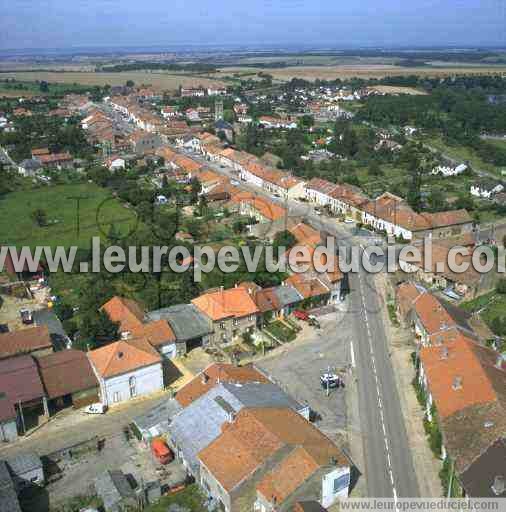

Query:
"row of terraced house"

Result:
[[396, 282, 506, 499]]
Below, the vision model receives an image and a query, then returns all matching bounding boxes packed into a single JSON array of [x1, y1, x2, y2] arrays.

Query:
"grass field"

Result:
[[0, 71, 227, 92], [461, 290, 506, 336], [2, 65, 506, 94], [216, 65, 506, 82], [425, 136, 504, 177], [367, 85, 428, 95], [0, 183, 138, 249]]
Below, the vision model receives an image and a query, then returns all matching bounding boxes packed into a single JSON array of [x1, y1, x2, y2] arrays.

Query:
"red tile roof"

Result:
[[88, 338, 161, 379], [101, 296, 145, 333], [192, 287, 259, 321], [198, 407, 348, 494], [284, 274, 330, 300], [0, 326, 52, 359], [412, 293, 456, 336], [130, 319, 176, 348], [420, 336, 504, 420]]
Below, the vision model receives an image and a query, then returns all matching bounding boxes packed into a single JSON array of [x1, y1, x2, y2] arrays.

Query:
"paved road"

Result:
[[349, 268, 419, 498], [187, 148, 421, 497]]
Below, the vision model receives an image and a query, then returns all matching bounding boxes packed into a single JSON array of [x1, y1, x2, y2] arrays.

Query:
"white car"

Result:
[[83, 403, 107, 414], [231, 180, 240, 186], [344, 218, 355, 224], [320, 373, 342, 389]]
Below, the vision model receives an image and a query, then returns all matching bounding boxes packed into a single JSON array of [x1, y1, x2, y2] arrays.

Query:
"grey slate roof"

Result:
[[0, 461, 13, 489], [169, 381, 304, 475], [94, 470, 134, 511], [6, 452, 42, 477], [169, 384, 243, 475], [147, 304, 211, 342], [221, 381, 303, 411], [19, 159, 41, 170], [460, 438, 506, 497], [0, 461, 21, 512], [132, 398, 182, 439], [274, 284, 303, 308]]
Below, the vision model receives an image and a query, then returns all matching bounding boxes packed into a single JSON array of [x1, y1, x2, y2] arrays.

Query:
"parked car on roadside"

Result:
[[19, 308, 33, 324], [320, 373, 342, 389], [83, 403, 107, 414], [293, 309, 309, 321]]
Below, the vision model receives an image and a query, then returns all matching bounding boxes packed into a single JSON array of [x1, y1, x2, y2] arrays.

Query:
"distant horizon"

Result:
[[1, 44, 506, 59]]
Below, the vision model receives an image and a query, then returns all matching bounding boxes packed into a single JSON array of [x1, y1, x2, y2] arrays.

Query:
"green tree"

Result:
[[273, 230, 297, 252], [189, 177, 202, 204], [427, 189, 447, 212], [78, 310, 119, 350], [369, 160, 383, 176]]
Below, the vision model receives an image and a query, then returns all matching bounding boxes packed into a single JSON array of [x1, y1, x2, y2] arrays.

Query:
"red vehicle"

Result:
[[293, 309, 309, 321], [151, 438, 174, 465]]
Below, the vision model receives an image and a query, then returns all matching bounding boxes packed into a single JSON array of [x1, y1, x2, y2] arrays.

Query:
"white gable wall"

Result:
[[100, 363, 163, 406]]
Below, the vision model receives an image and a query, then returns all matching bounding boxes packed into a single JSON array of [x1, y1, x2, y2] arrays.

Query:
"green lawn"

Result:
[[0, 183, 138, 249], [461, 290, 506, 336], [265, 319, 297, 342], [487, 138, 506, 151], [144, 485, 207, 512]]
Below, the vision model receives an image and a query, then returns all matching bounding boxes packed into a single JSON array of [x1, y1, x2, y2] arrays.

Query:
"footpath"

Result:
[[374, 273, 443, 497]]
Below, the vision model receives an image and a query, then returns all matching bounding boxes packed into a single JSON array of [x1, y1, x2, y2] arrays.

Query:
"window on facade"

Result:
[[233, 318, 238, 326], [113, 391, 120, 403], [249, 314, 255, 321], [220, 322, 226, 330], [129, 376, 137, 398]]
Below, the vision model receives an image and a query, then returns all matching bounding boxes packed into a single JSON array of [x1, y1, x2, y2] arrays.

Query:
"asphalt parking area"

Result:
[[258, 307, 352, 443]]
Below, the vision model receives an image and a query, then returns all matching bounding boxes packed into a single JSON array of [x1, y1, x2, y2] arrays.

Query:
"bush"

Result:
[[496, 278, 506, 294], [412, 376, 427, 407]]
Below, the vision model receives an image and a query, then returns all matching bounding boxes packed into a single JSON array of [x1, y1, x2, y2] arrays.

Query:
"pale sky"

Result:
[[0, 0, 505, 51]]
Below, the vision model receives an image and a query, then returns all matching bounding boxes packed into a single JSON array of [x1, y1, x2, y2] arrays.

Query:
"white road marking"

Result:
[[358, 275, 398, 498], [350, 341, 356, 368]]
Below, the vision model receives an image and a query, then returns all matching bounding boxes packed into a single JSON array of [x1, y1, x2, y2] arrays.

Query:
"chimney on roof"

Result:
[[441, 347, 449, 360], [452, 376, 463, 390], [201, 372, 209, 385], [121, 331, 131, 340], [492, 476, 505, 496]]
